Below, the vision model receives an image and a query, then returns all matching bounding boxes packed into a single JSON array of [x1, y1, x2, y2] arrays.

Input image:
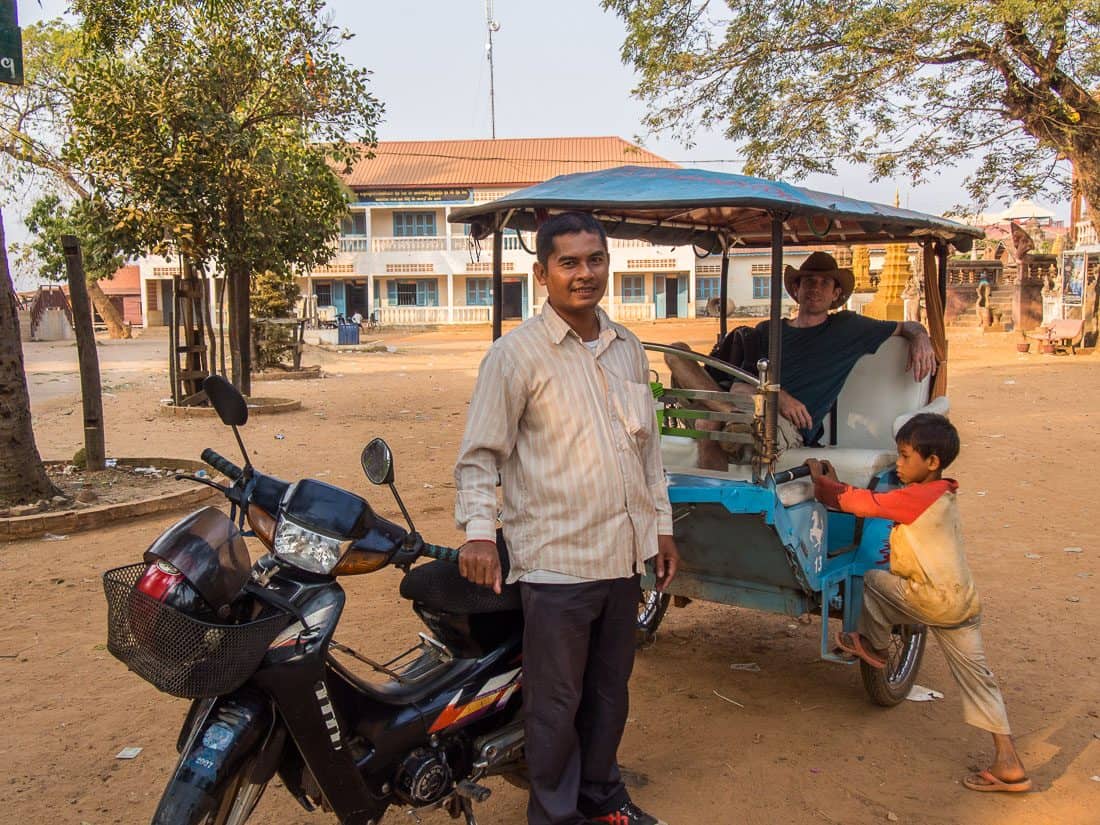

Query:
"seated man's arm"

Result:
[[894, 321, 935, 382]]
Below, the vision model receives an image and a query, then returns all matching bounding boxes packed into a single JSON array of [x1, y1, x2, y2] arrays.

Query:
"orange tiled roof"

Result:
[[341, 137, 677, 189]]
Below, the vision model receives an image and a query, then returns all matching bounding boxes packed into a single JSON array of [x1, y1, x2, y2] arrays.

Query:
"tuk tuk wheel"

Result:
[[636, 590, 671, 648], [860, 624, 927, 707]]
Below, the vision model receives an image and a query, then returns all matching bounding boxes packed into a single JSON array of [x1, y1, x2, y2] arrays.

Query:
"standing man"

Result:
[[454, 212, 679, 825]]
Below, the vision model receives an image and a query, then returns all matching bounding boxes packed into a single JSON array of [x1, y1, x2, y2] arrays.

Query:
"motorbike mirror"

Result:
[[203, 375, 249, 426], [361, 438, 395, 485]]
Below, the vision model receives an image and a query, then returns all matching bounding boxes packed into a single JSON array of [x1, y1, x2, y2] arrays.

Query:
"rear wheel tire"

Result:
[[861, 624, 926, 707], [636, 590, 671, 648]]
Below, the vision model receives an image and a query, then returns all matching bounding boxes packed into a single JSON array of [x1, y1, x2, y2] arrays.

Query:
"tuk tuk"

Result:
[[449, 166, 981, 705]]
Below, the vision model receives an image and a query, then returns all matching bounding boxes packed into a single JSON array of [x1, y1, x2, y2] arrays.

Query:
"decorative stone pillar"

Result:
[[852, 245, 873, 292], [864, 243, 909, 321], [846, 245, 875, 313]]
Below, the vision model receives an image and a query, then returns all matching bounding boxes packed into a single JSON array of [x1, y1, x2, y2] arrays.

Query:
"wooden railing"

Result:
[[29, 285, 74, 332]]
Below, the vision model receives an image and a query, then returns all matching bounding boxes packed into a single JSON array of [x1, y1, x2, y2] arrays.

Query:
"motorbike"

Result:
[[102, 375, 526, 825]]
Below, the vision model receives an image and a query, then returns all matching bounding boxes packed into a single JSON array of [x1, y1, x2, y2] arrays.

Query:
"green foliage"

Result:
[[66, 0, 381, 274], [605, 0, 1100, 211], [250, 269, 300, 318], [15, 193, 125, 282]]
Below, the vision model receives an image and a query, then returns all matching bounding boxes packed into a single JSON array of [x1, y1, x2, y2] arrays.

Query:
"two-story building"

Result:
[[131, 137, 816, 328], [303, 137, 807, 326]]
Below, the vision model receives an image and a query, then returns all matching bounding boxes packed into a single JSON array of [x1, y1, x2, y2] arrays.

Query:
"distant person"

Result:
[[350, 310, 364, 326], [808, 414, 1031, 794], [454, 211, 679, 825], [665, 252, 936, 469]]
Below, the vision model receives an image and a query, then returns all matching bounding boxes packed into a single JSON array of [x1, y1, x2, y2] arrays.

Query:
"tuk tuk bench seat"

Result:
[[659, 337, 946, 497]]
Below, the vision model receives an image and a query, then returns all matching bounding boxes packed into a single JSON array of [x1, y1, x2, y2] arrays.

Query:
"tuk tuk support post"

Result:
[[762, 214, 786, 473], [492, 230, 503, 341]]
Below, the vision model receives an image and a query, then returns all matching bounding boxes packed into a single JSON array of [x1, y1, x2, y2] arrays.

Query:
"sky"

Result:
[[5, 0, 1068, 285]]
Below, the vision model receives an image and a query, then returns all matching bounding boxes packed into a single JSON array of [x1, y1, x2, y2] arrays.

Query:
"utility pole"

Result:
[[485, 0, 499, 139]]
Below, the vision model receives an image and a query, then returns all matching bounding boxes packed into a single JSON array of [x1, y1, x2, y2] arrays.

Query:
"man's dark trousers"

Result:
[[520, 575, 641, 825]]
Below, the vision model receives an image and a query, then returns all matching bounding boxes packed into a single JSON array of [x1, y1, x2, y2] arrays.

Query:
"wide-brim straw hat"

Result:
[[783, 251, 855, 309]]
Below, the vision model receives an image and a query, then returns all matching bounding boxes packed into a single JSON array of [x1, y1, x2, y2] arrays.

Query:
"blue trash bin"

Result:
[[338, 323, 360, 346]]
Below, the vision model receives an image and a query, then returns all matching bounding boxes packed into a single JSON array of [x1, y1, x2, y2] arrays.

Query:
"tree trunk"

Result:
[[229, 265, 252, 396], [87, 278, 131, 339], [225, 194, 252, 395], [0, 208, 62, 506], [1073, 144, 1100, 246]]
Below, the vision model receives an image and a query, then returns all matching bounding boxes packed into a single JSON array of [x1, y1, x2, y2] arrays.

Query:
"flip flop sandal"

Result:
[[963, 770, 1033, 793], [834, 631, 885, 669]]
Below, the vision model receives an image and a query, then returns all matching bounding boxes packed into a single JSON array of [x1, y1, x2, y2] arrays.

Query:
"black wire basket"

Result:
[[103, 563, 291, 699]]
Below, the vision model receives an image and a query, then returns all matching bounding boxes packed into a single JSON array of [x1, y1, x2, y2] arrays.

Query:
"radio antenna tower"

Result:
[[485, 0, 500, 139]]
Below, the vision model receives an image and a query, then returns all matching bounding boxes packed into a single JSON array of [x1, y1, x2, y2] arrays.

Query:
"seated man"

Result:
[[666, 252, 936, 470]]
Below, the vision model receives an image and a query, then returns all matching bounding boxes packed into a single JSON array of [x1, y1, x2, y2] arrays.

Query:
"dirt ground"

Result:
[[3, 320, 1098, 825]]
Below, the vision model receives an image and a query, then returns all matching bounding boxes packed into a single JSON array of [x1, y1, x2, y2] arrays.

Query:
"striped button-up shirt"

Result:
[[454, 303, 674, 584]]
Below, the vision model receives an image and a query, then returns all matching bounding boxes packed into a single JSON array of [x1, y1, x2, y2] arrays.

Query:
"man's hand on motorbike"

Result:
[[654, 534, 680, 592], [804, 458, 839, 484], [458, 540, 502, 594], [778, 389, 812, 431], [906, 332, 936, 382]]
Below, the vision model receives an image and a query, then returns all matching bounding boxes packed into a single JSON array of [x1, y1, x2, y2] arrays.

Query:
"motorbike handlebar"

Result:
[[772, 463, 812, 485], [421, 543, 460, 564], [201, 448, 243, 482]]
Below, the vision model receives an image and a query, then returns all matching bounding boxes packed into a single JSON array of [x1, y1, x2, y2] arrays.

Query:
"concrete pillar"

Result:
[[447, 272, 454, 323], [607, 270, 615, 321], [527, 269, 535, 319]]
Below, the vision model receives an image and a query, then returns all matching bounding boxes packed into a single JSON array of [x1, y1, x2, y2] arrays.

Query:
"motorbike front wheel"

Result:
[[860, 623, 927, 707], [636, 590, 671, 647], [204, 762, 267, 825]]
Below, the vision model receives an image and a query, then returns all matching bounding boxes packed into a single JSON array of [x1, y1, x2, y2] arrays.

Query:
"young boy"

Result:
[[806, 413, 1032, 793]]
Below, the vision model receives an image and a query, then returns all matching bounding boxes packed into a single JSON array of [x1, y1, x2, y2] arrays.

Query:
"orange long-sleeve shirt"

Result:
[[815, 476, 980, 624]]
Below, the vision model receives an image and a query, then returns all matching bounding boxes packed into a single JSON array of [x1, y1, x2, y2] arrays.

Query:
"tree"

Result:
[[0, 207, 61, 506], [0, 22, 132, 338], [605, 1, 1100, 232], [67, 0, 382, 395], [15, 193, 131, 333], [251, 269, 301, 319]]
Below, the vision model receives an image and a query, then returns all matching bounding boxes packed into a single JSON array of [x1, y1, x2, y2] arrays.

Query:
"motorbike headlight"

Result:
[[272, 517, 348, 575]]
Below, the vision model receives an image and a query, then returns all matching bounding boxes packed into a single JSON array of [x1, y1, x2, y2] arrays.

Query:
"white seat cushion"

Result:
[[832, 336, 931, 450], [893, 394, 950, 437]]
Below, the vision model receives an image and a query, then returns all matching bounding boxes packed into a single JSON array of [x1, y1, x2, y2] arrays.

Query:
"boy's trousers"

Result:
[[861, 569, 1012, 735]]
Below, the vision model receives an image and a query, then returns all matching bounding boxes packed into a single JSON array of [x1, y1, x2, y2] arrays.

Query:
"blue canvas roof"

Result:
[[449, 166, 982, 252]]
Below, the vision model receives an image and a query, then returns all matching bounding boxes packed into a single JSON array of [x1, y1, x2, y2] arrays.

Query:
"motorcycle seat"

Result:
[[327, 653, 482, 707], [400, 560, 522, 614]]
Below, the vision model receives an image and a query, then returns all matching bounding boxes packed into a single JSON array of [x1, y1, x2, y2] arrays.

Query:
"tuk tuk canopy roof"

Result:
[[448, 166, 983, 253]]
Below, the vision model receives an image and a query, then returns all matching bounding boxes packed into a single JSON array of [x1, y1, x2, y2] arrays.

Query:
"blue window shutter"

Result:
[[387, 280, 397, 305]]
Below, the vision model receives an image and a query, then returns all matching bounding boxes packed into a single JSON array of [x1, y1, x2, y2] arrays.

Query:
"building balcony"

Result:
[[370, 236, 448, 253], [376, 305, 492, 326], [338, 237, 371, 253]]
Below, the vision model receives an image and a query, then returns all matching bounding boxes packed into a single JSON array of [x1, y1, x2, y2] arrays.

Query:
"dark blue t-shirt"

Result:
[[756, 312, 897, 444]]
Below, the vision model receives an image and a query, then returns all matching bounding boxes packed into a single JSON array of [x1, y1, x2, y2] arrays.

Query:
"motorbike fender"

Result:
[[152, 688, 275, 824]]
